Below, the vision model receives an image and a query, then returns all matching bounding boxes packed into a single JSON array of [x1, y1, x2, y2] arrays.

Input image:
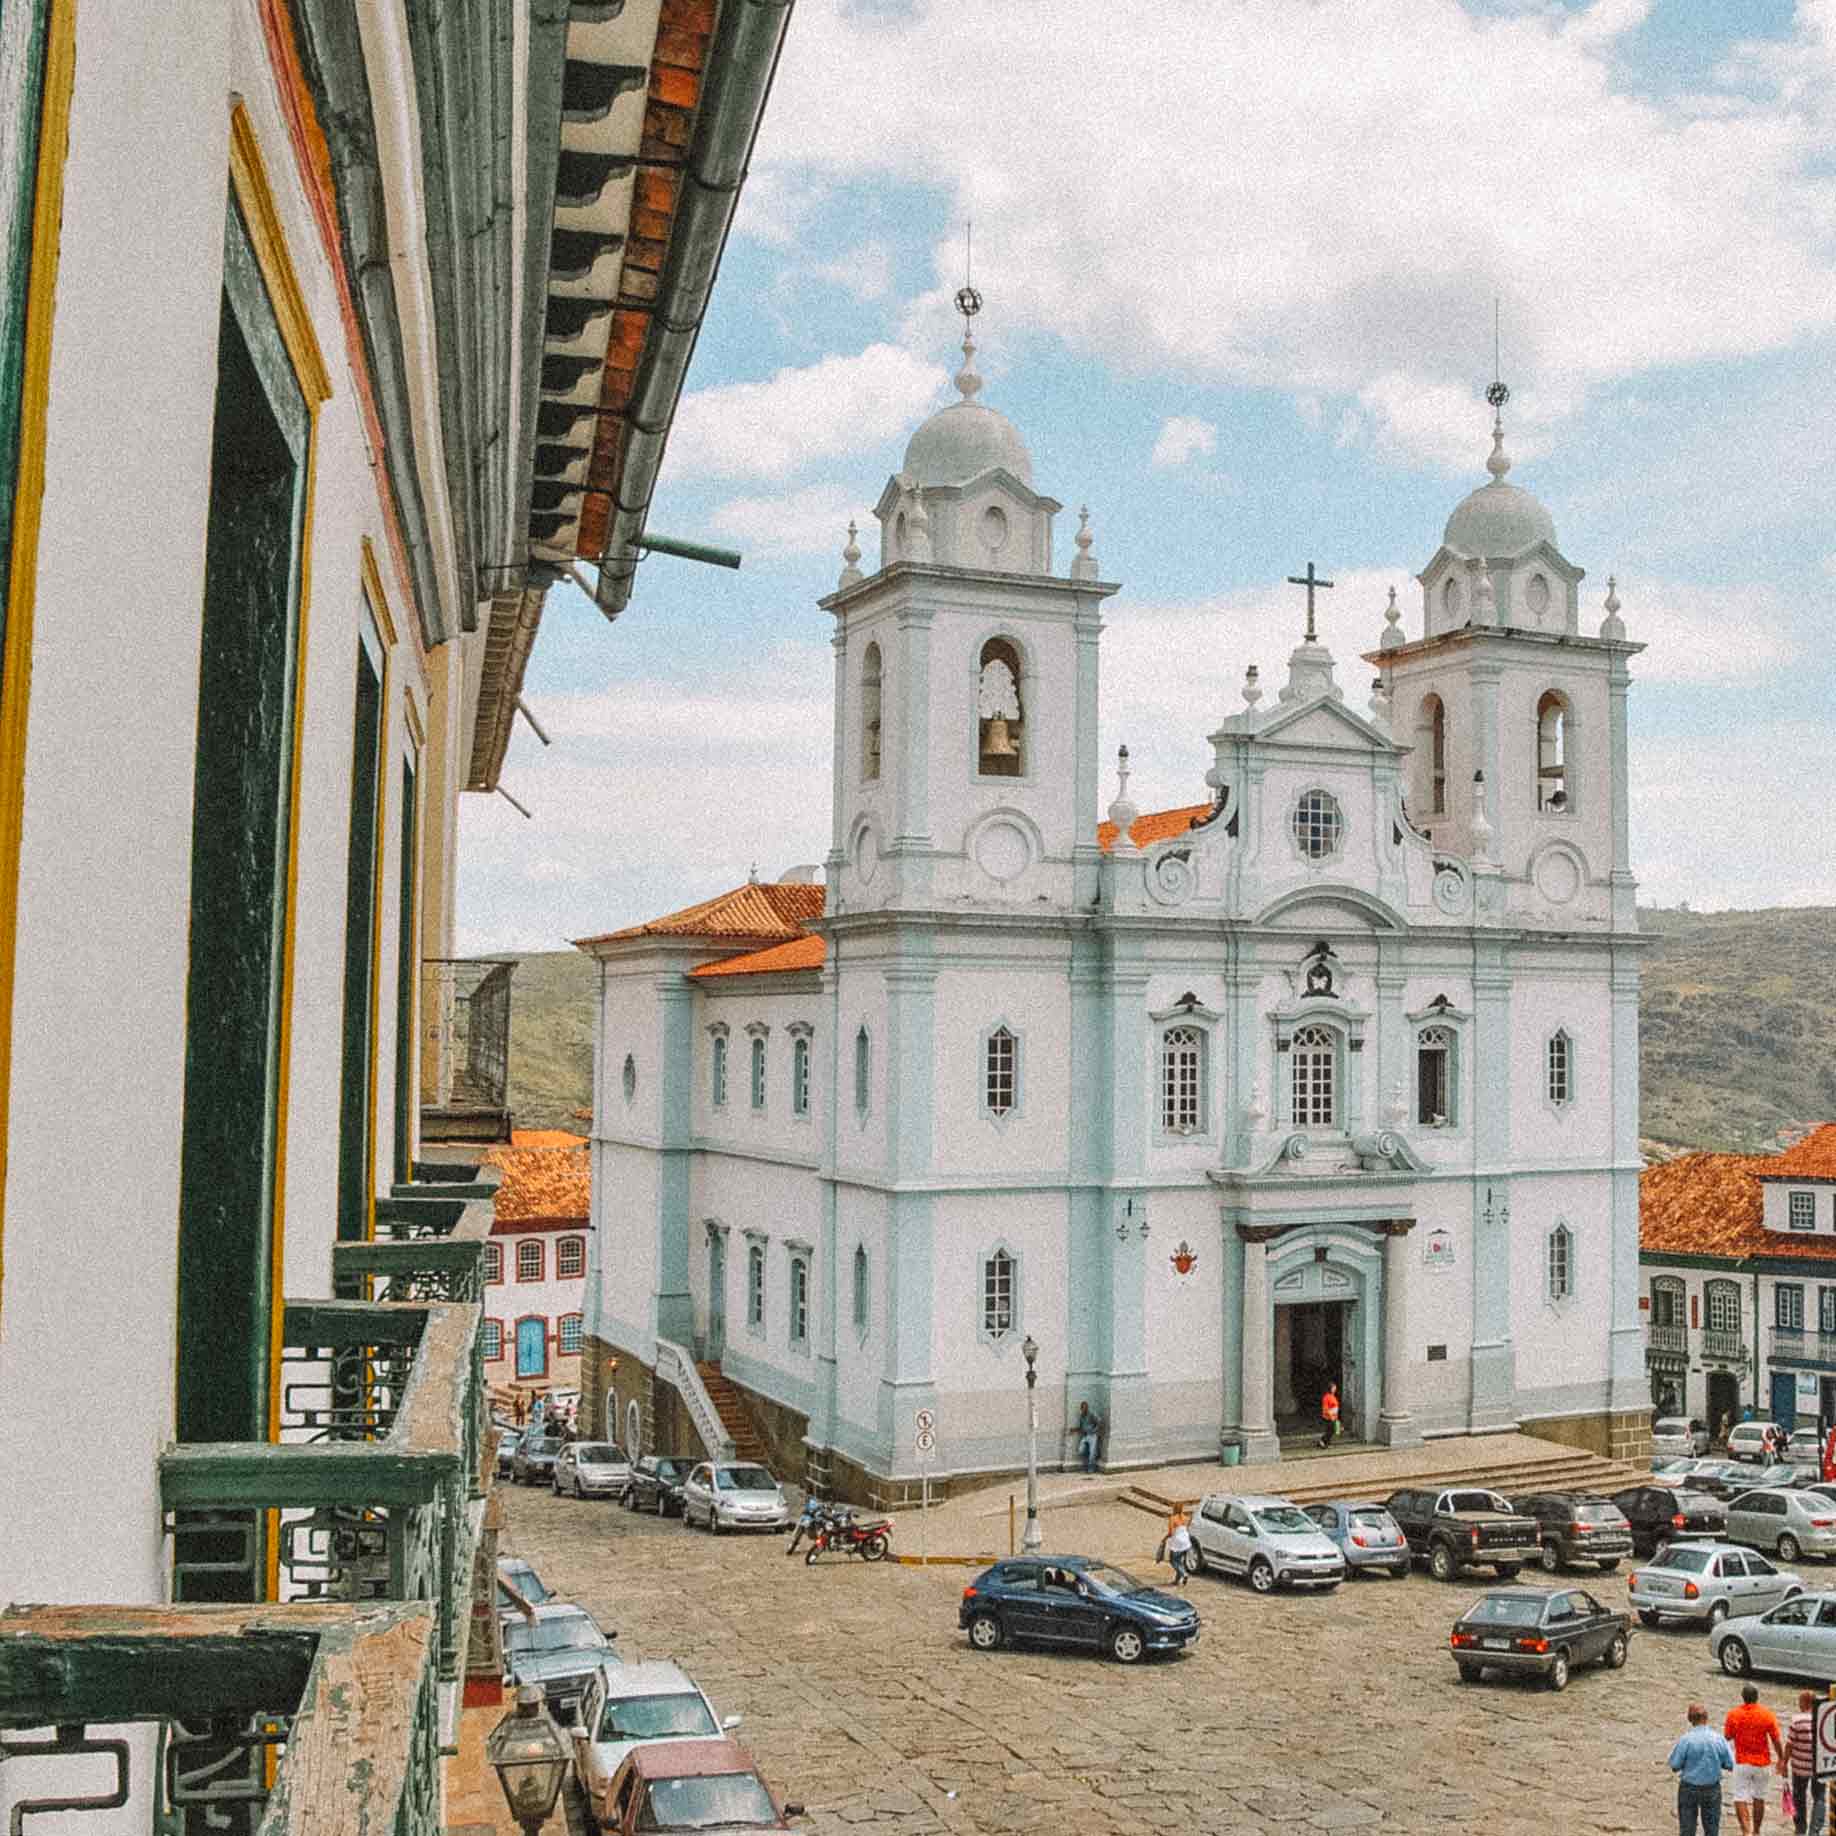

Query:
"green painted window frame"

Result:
[[336, 620, 384, 1244], [392, 753, 417, 1185], [709, 1025, 728, 1108], [787, 1248, 810, 1351], [745, 1235, 766, 1333], [1790, 1191, 1816, 1233]]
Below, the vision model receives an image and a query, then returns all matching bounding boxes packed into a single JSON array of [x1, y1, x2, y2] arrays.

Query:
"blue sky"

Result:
[[457, 0, 1836, 952]]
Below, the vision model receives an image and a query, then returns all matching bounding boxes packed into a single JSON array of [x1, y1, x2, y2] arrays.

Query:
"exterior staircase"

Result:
[[696, 1362, 768, 1463]]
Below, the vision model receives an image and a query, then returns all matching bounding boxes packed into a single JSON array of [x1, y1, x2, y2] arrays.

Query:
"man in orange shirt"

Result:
[[1318, 1381, 1341, 1449], [1725, 1684, 1787, 1836]]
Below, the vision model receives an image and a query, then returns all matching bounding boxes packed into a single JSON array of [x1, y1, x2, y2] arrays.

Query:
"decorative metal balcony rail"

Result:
[[1647, 1323, 1688, 1354], [1769, 1326, 1836, 1367], [1702, 1329, 1748, 1363], [0, 1601, 439, 1836]]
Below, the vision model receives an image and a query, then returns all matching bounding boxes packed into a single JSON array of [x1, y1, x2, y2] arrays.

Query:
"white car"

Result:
[[573, 1660, 739, 1825], [1728, 1422, 1781, 1463], [1627, 1540, 1804, 1627], [680, 1461, 790, 1533], [554, 1440, 632, 1499], [1651, 1417, 1711, 1459], [1186, 1493, 1346, 1593]]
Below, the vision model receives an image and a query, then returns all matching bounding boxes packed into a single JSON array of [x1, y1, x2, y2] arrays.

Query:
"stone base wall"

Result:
[[734, 1386, 809, 1486], [1522, 1407, 1652, 1463]]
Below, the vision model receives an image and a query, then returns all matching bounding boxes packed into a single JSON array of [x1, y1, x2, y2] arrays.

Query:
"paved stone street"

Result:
[[501, 1479, 1812, 1835]]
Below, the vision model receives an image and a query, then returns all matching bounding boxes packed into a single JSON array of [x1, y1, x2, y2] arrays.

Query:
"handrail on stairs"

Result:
[[654, 1338, 737, 1461]]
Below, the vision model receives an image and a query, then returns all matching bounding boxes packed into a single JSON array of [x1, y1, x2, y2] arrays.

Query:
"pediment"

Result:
[[1254, 696, 1399, 753]]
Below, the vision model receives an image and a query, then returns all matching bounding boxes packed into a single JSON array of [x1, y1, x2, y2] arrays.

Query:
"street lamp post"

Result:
[[485, 1685, 571, 1836], [1021, 1333, 1042, 1551]]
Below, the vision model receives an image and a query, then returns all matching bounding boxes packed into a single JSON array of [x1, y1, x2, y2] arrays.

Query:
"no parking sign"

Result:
[[1814, 1697, 1836, 1781]]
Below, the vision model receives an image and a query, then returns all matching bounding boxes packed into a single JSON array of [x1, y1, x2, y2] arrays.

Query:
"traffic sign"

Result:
[[1815, 1698, 1836, 1780], [914, 1407, 936, 1433], [915, 1427, 937, 1454]]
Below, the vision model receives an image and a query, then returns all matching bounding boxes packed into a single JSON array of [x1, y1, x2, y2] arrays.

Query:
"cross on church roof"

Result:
[[1286, 560, 1334, 642]]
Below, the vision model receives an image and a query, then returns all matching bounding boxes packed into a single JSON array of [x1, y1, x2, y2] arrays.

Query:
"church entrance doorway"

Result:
[[1706, 1370, 1740, 1442], [1274, 1300, 1351, 1443]]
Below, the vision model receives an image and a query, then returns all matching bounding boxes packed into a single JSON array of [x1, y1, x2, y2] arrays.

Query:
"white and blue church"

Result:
[[581, 324, 1652, 1499]]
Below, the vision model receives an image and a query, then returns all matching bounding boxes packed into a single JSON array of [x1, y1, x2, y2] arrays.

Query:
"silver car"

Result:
[[554, 1440, 631, 1499], [1652, 1417, 1712, 1459], [1724, 1488, 1836, 1562], [1714, 1589, 1836, 1681], [1303, 1500, 1411, 1577], [1187, 1493, 1345, 1592], [1627, 1540, 1804, 1627], [680, 1461, 790, 1533], [572, 1660, 738, 1825]]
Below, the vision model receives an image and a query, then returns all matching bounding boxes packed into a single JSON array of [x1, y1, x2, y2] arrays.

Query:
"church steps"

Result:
[[694, 1361, 769, 1462]]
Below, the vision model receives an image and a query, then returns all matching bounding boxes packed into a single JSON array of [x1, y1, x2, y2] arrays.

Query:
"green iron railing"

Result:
[[0, 1601, 440, 1836]]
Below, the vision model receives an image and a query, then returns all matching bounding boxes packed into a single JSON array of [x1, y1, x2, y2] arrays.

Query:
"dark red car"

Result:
[[599, 1737, 804, 1833]]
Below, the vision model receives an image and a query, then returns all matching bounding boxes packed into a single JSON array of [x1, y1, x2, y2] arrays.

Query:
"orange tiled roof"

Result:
[[577, 880, 825, 948], [1642, 1139, 1836, 1263], [691, 934, 826, 978], [1763, 1124, 1836, 1180], [1096, 802, 1213, 853], [480, 1134, 590, 1228]]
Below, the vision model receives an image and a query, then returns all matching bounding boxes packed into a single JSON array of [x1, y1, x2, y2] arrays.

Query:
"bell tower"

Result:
[[820, 296, 1118, 915]]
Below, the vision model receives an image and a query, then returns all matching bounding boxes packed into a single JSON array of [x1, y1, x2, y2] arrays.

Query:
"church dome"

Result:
[[901, 326, 1032, 487], [1441, 413, 1554, 556]]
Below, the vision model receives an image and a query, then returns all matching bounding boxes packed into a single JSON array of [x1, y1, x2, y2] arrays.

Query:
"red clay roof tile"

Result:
[[481, 1134, 590, 1228], [1642, 1136, 1836, 1263]]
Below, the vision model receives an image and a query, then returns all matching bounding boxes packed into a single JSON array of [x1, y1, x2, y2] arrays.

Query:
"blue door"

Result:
[[1771, 1370, 1797, 1430], [516, 1317, 546, 1379]]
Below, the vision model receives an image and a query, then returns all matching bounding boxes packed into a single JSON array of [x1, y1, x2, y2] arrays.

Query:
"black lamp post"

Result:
[[1021, 1333, 1042, 1551], [486, 1686, 571, 1836]]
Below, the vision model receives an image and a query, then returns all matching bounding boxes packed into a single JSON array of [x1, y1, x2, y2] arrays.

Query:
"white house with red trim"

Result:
[[480, 1130, 590, 1402]]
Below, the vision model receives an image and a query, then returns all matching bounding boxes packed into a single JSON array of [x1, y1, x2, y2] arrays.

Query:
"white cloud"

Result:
[[665, 344, 946, 483], [709, 484, 875, 561], [751, 0, 1836, 467], [808, 239, 896, 303], [1151, 415, 1218, 468], [1612, 577, 1805, 685]]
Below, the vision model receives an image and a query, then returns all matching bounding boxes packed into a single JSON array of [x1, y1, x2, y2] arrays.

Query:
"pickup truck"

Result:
[[1386, 1486, 1543, 1582]]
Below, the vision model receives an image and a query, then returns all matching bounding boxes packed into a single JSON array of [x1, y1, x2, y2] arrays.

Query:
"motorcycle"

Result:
[[803, 1506, 893, 1564]]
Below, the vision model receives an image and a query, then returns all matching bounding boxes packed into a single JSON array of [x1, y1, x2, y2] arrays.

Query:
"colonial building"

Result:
[[481, 1131, 591, 1398], [581, 322, 1651, 1501], [1641, 1126, 1836, 1433]]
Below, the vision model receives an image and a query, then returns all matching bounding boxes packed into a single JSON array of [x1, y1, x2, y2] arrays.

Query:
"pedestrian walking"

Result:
[[1670, 1701, 1736, 1836], [1161, 1506, 1193, 1587], [1075, 1401, 1102, 1474], [1318, 1381, 1341, 1449], [1786, 1690, 1826, 1836], [1725, 1683, 1787, 1836]]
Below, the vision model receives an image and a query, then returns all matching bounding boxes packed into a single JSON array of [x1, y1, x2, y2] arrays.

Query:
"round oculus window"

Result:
[[1292, 790, 1344, 861], [979, 505, 1009, 553], [1526, 573, 1551, 619]]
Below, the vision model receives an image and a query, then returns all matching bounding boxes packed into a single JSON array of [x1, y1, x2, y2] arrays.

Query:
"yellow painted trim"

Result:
[[404, 738, 424, 1175], [0, 0, 78, 1331], [402, 683, 425, 750], [226, 103, 330, 409], [361, 540, 396, 1241], [359, 536, 398, 650]]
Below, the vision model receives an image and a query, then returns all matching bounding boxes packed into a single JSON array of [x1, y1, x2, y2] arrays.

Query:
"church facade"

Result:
[[581, 329, 1652, 1497]]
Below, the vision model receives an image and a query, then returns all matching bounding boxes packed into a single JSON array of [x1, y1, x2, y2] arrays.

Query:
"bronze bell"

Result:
[[981, 715, 1020, 759]]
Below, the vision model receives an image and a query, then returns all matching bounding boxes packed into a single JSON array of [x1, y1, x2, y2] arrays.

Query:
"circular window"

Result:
[[1526, 573, 1551, 620], [979, 505, 1009, 553], [1292, 790, 1344, 861], [622, 1053, 637, 1101]]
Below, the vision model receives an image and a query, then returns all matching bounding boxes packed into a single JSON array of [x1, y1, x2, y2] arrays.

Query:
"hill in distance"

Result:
[[500, 906, 1836, 1154]]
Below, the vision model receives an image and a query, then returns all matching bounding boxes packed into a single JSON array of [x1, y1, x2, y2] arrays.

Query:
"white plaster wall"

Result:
[[1761, 1181, 1836, 1237], [697, 1156, 823, 1386], [834, 1185, 888, 1437], [598, 960, 671, 1146], [1506, 974, 1614, 1164], [929, 964, 1070, 1178], [831, 967, 888, 1178], [593, 1139, 659, 1351], [1508, 1171, 1616, 1394], [1398, 1182, 1479, 1417], [692, 985, 823, 1160]]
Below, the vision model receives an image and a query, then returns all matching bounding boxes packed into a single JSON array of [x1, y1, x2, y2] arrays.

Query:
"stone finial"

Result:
[[1486, 408, 1511, 483], [1470, 557, 1497, 628], [748, 860, 760, 884], [1242, 663, 1262, 713], [1599, 572, 1626, 640], [903, 478, 932, 563], [1470, 770, 1496, 863], [1379, 584, 1403, 651], [954, 329, 982, 401], [838, 518, 863, 589], [1107, 744, 1140, 852], [1368, 675, 1391, 733], [1071, 505, 1098, 581]]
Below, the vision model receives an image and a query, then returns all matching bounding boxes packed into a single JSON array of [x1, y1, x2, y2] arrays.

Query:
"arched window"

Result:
[[1440, 575, 1460, 627], [1705, 1279, 1741, 1338], [852, 1244, 869, 1332], [558, 1313, 584, 1356], [1546, 1029, 1573, 1107], [711, 1033, 728, 1107], [622, 1053, 637, 1101], [1650, 1276, 1685, 1328], [1546, 1224, 1574, 1302], [788, 1253, 810, 1346], [1417, 694, 1447, 816], [854, 1026, 870, 1115], [1291, 1023, 1337, 1128], [1537, 691, 1569, 812], [976, 637, 1024, 776], [517, 1239, 544, 1282], [1161, 1026, 1204, 1135], [1416, 1025, 1454, 1126], [985, 1025, 1017, 1117], [556, 1236, 586, 1279], [750, 1035, 767, 1109], [982, 1247, 1016, 1341], [861, 641, 882, 781], [792, 1035, 811, 1117]]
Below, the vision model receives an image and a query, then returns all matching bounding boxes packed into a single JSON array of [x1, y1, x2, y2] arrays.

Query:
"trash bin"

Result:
[[1219, 1432, 1243, 1468]]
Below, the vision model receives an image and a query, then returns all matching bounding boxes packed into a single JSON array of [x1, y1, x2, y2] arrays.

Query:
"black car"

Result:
[[1510, 1492, 1635, 1573], [512, 1431, 564, 1486], [1448, 1585, 1632, 1691], [626, 1453, 696, 1517], [1613, 1484, 1728, 1555], [958, 1555, 1200, 1665]]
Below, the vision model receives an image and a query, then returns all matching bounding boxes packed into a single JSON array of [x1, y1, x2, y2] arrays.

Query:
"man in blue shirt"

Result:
[[1671, 1702, 1738, 1836]]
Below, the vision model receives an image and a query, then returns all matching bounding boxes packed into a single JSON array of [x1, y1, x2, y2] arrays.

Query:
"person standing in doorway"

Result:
[[1318, 1381, 1341, 1449], [1787, 1690, 1826, 1836], [1670, 1701, 1735, 1836], [1075, 1401, 1102, 1475], [1725, 1683, 1786, 1836]]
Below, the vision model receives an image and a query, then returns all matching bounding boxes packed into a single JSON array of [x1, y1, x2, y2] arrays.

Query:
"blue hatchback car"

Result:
[[958, 1555, 1201, 1664]]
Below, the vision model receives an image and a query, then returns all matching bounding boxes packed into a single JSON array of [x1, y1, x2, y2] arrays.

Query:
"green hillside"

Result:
[[502, 906, 1836, 1151]]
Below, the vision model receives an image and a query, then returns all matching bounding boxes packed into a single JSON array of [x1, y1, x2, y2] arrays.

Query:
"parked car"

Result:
[[1186, 1494, 1344, 1591], [1510, 1492, 1634, 1573], [626, 1453, 697, 1517], [598, 1738, 803, 1834], [1386, 1487, 1542, 1582], [495, 1556, 552, 1614], [496, 1427, 521, 1478], [555, 1440, 632, 1500], [1714, 1590, 1836, 1681], [1724, 1488, 1836, 1562], [512, 1431, 564, 1487], [501, 1602, 616, 1722], [573, 1660, 738, 1825], [1750, 1461, 1823, 1490], [1303, 1500, 1412, 1578], [1728, 1422, 1781, 1463], [1652, 1417, 1713, 1459], [1627, 1541, 1804, 1628], [680, 1461, 790, 1534], [1789, 1426, 1825, 1465], [1448, 1585, 1632, 1690], [1673, 1460, 1755, 1500], [958, 1555, 1201, 1663], [1612, 1484, 1728, 1555]]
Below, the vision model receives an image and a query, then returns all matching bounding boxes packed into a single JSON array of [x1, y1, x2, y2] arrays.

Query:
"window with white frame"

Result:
[[852, 1244, 869, 1332], [1536, 690, 1570, 813], [746, 1242, 764, 1329], [982, 1248, 1015, 1341], [1790, 1191, 1816, 1232], [985, 1026, 1016, 1117], [1706, 1280, 1741, 1336], [557, 1237, 585, 1279], [481, 1319, 502, 1360], [1419, 694, 1447, 817], [1291, 1023, 1337, 1127], [1161, 1026, 1204, 1134], [1777, 1284, 1805, 1331], [789, 1254, 809, 1346], [1821, 1286, 1836, 1336], [558, 1314, 583, 1356], [1416, 1026, 1453, 1126], [750, 1035, 767, 1109], [517, 1239, 543, 1282], [484, 1241, 502, 1284], [792, 1036, 811, 1117], [711, 1033, 728, 1107], [1546, 1029, 1573, 1106], [1292, 789, 1343, 861], [854, 1027, 870, 1115], [1650, 1276, 1685, 1328], [1546, 1224, 1574, 1302]]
